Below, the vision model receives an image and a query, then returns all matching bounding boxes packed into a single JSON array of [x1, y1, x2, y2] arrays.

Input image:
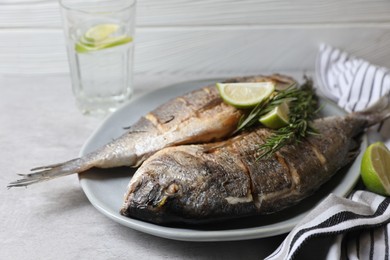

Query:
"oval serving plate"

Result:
[[79, 79, 366, 242]]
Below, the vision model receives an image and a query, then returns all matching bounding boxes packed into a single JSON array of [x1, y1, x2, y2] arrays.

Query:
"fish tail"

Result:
[[8, 135, 138, 188], [7, 157, 90, 188], [356, 93, 390, 126]]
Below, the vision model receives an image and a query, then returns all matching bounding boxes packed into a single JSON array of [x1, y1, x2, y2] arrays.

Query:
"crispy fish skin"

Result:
[[120, 97, 390, 224], [8, 74, 295, 187]]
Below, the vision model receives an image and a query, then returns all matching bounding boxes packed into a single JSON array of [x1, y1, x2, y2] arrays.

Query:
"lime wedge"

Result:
[[259, 102, 289, 129], [75, 35, 133, 53], [361, 142, 390, 196], [216, 82, 275, 108], [84, 23, 119, 43]]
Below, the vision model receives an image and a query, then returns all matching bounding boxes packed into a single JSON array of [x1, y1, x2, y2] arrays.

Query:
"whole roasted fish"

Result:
[[8, 74, 295, 187], [120, 95, 390, 224]]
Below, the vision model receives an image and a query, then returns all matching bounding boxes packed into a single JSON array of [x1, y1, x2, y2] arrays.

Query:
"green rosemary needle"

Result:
[[235, 83, 303, 131], [257, 78, 319, 159], [234, 77, 320, 159]]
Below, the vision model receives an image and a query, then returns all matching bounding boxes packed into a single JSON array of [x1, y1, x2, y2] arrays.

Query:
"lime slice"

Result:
[[216, 82, 275, 108], [84, 23, 119, 43], [361, 142, 390, 196], [75, 35, 133, 53], [75, 23, 133, 53], [259, 101, 290, 129]]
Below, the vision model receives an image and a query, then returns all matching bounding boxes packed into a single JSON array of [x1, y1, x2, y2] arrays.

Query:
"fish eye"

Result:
[[165, 183, 180, 195]]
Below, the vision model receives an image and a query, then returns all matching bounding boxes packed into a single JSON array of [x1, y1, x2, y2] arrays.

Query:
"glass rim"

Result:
[[59, 0, 136, 14]]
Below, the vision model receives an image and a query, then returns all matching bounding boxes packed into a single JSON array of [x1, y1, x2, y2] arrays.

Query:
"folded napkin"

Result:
[[266, 44, 390, 260], [316, 44, 390, 146], [266, 191, 390, 260], [316, 44, 390, 112]]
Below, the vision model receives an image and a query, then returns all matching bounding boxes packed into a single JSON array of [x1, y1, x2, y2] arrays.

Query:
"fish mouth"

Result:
[[120, 178, 183, 224], [120, 195, 185, 224], [120, 203, 180, 224]]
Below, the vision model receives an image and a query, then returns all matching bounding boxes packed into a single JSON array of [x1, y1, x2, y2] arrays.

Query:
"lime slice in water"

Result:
[[216, 82, 275, 109], [259, 101, 290, 129], [75, 23, 132, 53], [75, 35, 133, 53], [84, 23, 119, 43], [361, 142, 390, 196]]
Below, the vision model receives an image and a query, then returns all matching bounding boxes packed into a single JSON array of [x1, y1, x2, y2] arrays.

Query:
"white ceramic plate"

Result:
[[79, 79, 366, 242]]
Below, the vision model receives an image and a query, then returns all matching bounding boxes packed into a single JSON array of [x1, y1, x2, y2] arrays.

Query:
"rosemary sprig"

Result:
[[235, 82, 299, 133], [234, 77, 319, 159], [257, 78, 319, 159]]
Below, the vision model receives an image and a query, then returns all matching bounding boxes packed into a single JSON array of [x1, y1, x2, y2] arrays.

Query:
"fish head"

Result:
[[120, 146, 225, 224]]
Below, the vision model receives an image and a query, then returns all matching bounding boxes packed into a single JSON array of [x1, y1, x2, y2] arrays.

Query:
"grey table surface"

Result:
[[1, 73, 334, 260]]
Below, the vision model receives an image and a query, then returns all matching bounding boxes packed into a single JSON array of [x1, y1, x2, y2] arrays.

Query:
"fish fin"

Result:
[[357, 92, 390, 126], [7, 158, 84, 188], [202, 142, 228, 153], [361, 92, 390, 114], [345, 147, 360, 165], [202, 134, 245, 153], [342, 136, 362, 168]]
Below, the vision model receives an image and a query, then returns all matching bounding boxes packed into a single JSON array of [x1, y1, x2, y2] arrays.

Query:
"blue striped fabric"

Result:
[[316, 44, 390, 147], [266, 191, 390, 260], [265, 45, 390, 260], [316, 44, 390, 113]]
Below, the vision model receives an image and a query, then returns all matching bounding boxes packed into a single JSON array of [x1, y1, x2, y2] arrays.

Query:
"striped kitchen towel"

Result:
[[265, 44, 390, 260], [316, 44, 390, 112], [265, 191, 390, 260], [316, 44, 390, 146]]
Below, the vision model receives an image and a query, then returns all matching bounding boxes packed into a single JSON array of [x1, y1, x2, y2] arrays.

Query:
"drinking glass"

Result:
[[59, 0, 136, 116]]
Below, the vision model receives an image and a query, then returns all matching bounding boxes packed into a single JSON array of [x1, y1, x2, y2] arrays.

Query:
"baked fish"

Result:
[[120, 95, 390, 224], [8, 74, 295, 187]]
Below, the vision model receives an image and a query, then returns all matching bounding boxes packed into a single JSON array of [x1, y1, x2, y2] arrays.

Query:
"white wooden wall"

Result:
[[1, 0, 390, 75]]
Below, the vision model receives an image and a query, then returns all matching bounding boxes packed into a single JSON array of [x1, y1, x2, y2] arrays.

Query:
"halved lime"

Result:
[[84, 23, 119, 43], [216, 82, 275, 108], [361, 142, 390, 196], [259, 101, 290, 129], [75, 35, 133, 53]]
